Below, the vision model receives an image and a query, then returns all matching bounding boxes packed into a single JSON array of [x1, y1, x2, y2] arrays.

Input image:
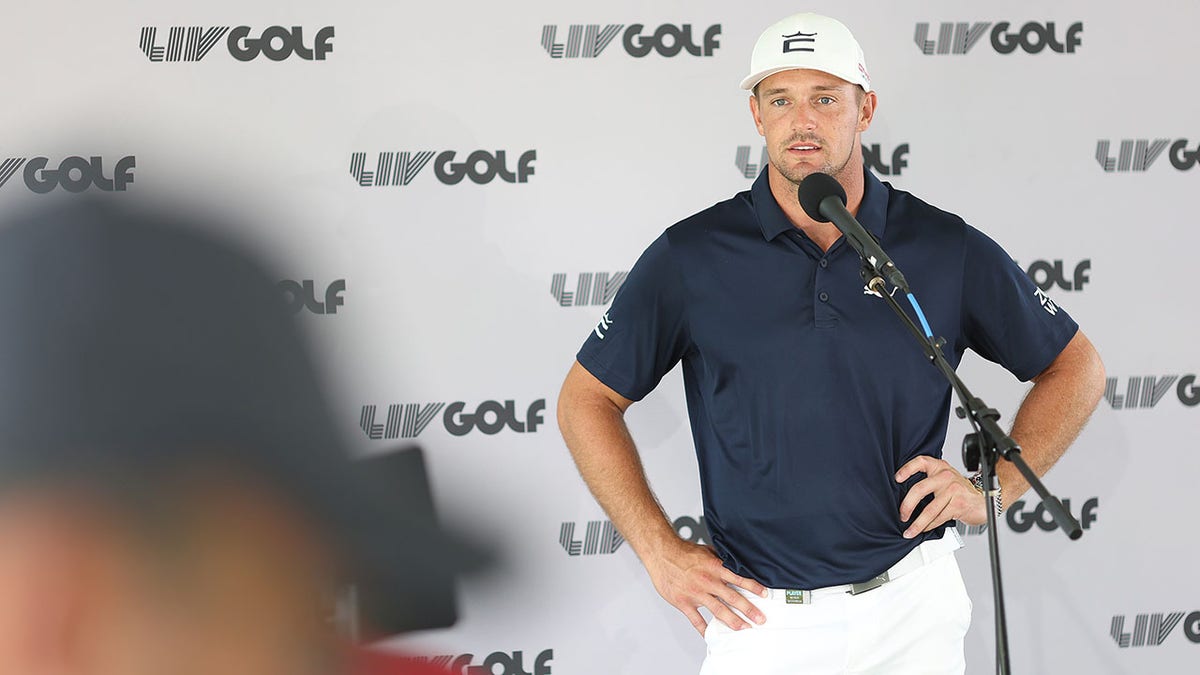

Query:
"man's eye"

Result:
[[771, 99, 789, 107], [817, 96, 835, 105]]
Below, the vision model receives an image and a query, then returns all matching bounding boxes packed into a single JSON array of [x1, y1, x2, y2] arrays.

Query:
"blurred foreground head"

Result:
[[0, 198, 481, 675]]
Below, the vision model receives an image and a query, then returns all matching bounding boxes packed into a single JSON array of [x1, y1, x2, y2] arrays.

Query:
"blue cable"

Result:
[[906, 293, 935, 339]]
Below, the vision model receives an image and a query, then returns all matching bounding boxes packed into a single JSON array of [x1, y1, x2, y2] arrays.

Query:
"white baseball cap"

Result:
[[740, 13, 872, 92]]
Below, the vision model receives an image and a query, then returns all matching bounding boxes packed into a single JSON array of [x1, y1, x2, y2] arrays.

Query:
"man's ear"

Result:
[[858, 90, 878, 132], [749, 94, 766, 137]]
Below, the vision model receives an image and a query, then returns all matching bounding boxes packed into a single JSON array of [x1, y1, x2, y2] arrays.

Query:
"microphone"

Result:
[[797, 172, 909, 293]]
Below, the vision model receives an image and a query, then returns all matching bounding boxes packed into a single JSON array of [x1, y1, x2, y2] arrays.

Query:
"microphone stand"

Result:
[[856, 264, 1082, 675]]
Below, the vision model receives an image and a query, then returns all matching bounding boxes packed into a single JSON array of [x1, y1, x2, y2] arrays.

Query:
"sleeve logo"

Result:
[[593, 312, 613, 339], [1033, 288, 1059, 316]]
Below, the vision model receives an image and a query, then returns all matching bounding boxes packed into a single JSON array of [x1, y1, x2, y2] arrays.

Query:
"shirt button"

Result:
[[819, 258, 829, 268], [819, 291, 829, 302]]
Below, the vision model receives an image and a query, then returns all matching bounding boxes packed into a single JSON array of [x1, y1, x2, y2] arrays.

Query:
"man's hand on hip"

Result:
[[895, 455, 987, 538], [645, 538, 767, 637]]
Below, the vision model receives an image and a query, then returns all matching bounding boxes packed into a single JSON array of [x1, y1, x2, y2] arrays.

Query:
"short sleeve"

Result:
[[961, 226, 1079, 381], [576, 233, 690, 401]]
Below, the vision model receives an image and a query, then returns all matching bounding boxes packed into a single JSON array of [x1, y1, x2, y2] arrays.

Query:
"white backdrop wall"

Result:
[[2, 1, 1197, 673]]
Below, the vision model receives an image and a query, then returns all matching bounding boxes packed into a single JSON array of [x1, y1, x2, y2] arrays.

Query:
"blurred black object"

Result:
[[0, 197, 486, 637], [349, 446, 462, 636]]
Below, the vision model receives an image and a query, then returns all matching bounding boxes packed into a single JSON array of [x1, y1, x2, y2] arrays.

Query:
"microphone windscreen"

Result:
[[797, 172, 846, 223]]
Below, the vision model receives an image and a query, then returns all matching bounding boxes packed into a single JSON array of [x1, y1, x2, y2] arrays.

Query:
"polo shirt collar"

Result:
[[752, 167, 889, 243]]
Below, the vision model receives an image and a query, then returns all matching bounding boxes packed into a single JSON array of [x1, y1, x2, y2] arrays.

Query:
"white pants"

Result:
[[699, 545, 972, 674]]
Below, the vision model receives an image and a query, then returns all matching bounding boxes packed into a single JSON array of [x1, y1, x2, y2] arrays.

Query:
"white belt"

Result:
[[763, 528, 964, 605]]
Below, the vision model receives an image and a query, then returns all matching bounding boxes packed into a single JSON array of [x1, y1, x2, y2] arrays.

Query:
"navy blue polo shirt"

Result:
[[575, 168, 1078, 590]]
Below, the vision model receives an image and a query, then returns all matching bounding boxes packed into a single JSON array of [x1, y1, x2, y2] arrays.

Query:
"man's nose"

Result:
[[789, 103, 819, 132]]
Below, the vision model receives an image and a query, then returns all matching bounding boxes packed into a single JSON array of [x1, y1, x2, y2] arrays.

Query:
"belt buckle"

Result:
[[848, 572, 889, 595]]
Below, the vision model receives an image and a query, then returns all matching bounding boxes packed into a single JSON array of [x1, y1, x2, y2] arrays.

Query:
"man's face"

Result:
[[749, 68, 876, 186]]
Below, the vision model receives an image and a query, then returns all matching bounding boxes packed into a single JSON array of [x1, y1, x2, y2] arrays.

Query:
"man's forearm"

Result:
[[558, 363, 768, 633], [557, 369, 679, 563], [999, 330, 1105, 502]]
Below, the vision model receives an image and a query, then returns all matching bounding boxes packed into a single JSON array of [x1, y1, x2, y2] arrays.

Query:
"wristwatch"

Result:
[[970, 472, 1004, 518]]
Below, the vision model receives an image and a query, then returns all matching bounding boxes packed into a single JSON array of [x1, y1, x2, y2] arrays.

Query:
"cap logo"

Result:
[[781, 30, 816, 53]]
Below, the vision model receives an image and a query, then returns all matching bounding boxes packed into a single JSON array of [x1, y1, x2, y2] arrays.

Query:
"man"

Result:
[[557, 12, 1105, 674], [0, 198, 479, 675]]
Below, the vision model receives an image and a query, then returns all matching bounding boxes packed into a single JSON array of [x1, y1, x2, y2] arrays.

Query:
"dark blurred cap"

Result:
[[0, 196, 485, 633]]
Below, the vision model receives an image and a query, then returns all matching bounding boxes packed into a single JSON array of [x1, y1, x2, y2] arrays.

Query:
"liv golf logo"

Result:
[[1104, 374, 1199, 410], [1095, 139, 1200, 172], [0, 155, 135, 193], [350, 150, 536, 186], [957, 497, 1098, 536], [139, 26, 334, 62], [1111, 610, 1200, 648], [541, 23, 720, 58], [736, 144, 909, 177], [1019, 259, 1090, 292], [914, 21, 1082, 55], [404, 649, 553, 675], [360, 399, 546, 439], [559, 520, 624, 556], [551, 272, 628, 307], [561, 515, 708, 556], [279, 279, 345, 315]]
